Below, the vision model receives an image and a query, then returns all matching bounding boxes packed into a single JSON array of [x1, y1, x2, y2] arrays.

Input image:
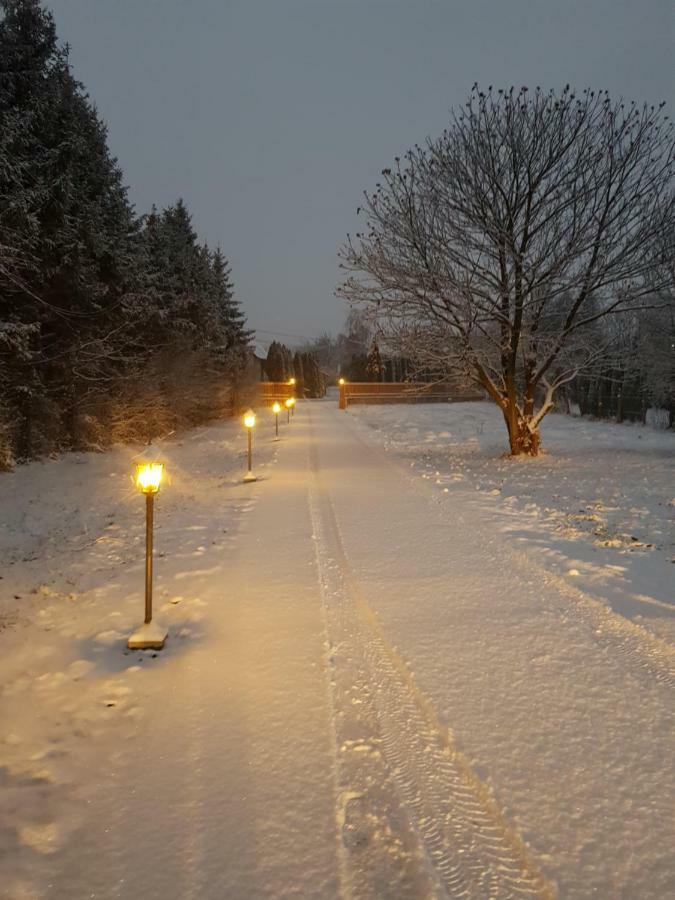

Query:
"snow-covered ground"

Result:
[[1, 399, 673, 899], [349, 401, 675, 646]]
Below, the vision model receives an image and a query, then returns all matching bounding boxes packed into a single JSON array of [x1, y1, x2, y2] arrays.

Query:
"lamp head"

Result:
[[243, 409, 256, 429], [288, 377, 296, 386], [272, 401, 281, 414], [338, 377, 345, 386], [135, 461, 164, 495]]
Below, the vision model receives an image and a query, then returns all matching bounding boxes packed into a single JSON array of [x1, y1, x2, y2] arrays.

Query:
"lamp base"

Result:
[[243, 471, 258, 483], [127, 620, 168, 650]]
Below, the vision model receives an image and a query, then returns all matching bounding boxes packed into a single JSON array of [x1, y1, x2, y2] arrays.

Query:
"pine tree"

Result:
[[211, 247, 251, 357], [0, 0, 253, 460], [300, 352, 325, 398], [365, 340, 383, 382], [264, 342, 285, 381], [293, 351, 305, 396]]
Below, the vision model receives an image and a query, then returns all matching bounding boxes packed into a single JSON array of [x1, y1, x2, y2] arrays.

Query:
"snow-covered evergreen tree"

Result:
[[365, 340, 383, 382], [0, 0, 252, 462]]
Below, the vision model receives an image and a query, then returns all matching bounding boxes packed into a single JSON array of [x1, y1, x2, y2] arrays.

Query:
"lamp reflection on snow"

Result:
[[128, 456, 167, 650], [243, 409, 257, 482]]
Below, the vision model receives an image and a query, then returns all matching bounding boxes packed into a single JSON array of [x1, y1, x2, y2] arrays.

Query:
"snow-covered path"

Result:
[[1, 400, 673, 899]]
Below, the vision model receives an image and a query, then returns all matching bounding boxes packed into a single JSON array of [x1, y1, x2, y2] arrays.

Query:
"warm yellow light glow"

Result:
[[288, 377, 296, 386], [338, 377, 345, 386], [243, 409, 256, 429], [135, 462, 164, 494], [285, 397, 296, 409], [272, 401, 281, 414]]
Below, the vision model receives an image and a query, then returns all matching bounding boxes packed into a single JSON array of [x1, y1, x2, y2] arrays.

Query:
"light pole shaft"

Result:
[[275, 413, 279, 437], [247, 428, 252, 472], [144, 492, 154, 624]]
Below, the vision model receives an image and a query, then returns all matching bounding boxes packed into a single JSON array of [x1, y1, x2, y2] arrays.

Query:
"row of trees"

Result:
[[0, 0, 251, 467], [294, 310, 395, 381], [339, 85, 675, 453], [263, 341, 326, 398]]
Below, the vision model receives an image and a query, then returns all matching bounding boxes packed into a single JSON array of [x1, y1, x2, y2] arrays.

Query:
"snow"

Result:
[[1, 399, 673, 898], [349, 401, 675, 647]]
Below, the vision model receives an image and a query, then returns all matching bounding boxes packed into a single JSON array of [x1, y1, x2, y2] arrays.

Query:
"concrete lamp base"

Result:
[[127, 621, 168, 650], [243, 471, 258, 483]]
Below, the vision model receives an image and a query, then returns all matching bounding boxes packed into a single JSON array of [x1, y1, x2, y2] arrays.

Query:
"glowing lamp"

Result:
[[338, 377, 347, 410], [135, 462, 164, 495], [288, 377, 296, 386], [243, 409, 257, 482], [272, 401, 281, 414], [128, 454, 167, 650]]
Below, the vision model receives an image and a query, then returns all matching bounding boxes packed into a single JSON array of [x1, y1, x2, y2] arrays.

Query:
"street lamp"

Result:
[[285, 397, 295, 423], [272, 401, 281, 440], [243, 409, 257, 482], [288, 377, 296, 386], [127, 456, 168, 650], [338, 377, 345, 386], [338, 378, 347, 410]]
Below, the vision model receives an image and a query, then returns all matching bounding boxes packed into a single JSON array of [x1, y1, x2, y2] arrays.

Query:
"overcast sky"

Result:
[[47, 0, 673, 347]]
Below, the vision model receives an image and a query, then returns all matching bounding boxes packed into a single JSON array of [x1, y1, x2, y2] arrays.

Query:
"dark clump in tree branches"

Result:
[[365, 339, 384, 382], [338, 85, 675, 455], [0, 0, 251, 466]]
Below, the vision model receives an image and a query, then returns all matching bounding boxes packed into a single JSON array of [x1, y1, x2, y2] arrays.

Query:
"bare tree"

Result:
[[338, 86, 675, 454]]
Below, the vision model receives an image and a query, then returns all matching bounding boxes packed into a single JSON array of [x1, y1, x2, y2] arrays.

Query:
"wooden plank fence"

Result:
[[258, 382, 295, 404], [339, 381, 483, 409]]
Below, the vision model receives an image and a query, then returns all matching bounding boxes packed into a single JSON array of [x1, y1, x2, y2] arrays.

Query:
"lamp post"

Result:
[[288, 377, 296, 387], [272, 401, 281, 440], [128, 458, 168, 650], [285, 397, 294, 424], [338, 378, 347, 410], [243, 409, 257, 482]]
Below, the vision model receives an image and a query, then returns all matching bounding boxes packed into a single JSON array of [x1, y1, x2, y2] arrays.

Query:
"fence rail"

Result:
[[258, 382, 295, 404], [339, 381, 483, 409]]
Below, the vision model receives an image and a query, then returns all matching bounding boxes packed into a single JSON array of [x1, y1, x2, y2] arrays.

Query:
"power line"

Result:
[[253, 328, 314, 342]]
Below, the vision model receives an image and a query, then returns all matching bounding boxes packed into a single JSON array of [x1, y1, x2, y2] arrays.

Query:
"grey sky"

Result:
[[47, 0, 673, 348]]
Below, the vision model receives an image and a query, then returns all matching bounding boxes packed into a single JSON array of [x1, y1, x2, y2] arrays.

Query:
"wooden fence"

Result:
[[258, 382, 295, 405], [338, 381, 483, 409]]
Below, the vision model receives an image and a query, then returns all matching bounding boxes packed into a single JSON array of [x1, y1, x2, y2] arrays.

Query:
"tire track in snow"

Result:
[[307, 424, 554, 900]]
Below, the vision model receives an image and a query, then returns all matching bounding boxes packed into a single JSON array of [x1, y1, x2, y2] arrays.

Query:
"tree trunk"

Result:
[[503, 401, 541, 456]]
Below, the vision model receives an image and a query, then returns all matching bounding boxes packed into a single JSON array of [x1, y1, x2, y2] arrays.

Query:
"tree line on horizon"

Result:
[[263, 341, 326, 398], [0, 0, 252, 468]]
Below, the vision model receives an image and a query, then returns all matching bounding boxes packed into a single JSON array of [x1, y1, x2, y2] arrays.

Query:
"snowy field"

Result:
[[349, 401, 675, 646], [0, 399, 673, 899], [0, 421, 283, 897]]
